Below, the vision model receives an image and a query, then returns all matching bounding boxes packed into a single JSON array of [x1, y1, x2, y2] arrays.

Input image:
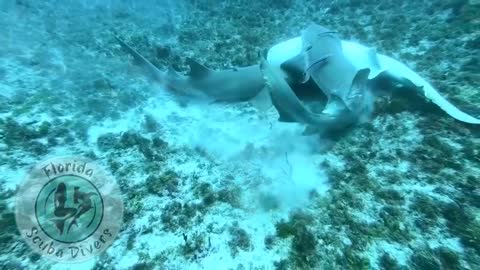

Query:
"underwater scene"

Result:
[[1, 0, 479, 269]]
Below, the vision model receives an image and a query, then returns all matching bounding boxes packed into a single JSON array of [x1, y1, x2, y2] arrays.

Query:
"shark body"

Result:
[[117, 24, 480, 134], [260, 56, 360, 135], [116, 36, 265, 102], [267, 29, 480, 125], [277, 25, 375, 128]]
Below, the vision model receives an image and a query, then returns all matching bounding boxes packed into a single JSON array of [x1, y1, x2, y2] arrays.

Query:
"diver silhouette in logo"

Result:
[[51, 182, 97, 235]]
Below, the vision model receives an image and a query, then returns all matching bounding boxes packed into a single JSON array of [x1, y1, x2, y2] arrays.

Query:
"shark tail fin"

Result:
[[116, 36, 166, 83]]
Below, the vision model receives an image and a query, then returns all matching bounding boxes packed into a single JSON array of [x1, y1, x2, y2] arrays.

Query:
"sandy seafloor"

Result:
[[0, 0, 479, 269]]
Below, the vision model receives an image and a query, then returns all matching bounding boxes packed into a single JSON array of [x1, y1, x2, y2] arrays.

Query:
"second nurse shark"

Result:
[[116, 24, 480, 136]]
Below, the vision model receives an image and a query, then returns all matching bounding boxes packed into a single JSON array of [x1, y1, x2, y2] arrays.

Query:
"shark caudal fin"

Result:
[[376, 53, 480, 124]]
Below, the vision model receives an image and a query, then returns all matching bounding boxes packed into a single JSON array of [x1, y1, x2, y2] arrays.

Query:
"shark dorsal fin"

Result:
[[250, 87, 272, 112], [351, 68, 371, 90], [367, 48, 380, 70], [187, 58, 211, 78], [167, 65, 179, 78]]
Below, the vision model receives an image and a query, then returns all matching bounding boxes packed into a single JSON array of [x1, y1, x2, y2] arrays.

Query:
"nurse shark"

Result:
[[116, 24, 480, 135]]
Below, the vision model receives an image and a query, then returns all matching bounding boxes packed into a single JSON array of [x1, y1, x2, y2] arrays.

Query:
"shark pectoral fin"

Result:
[[186, 58, 212, 78], [367, 48, 383, 78], [249, 86, 272, 112]]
